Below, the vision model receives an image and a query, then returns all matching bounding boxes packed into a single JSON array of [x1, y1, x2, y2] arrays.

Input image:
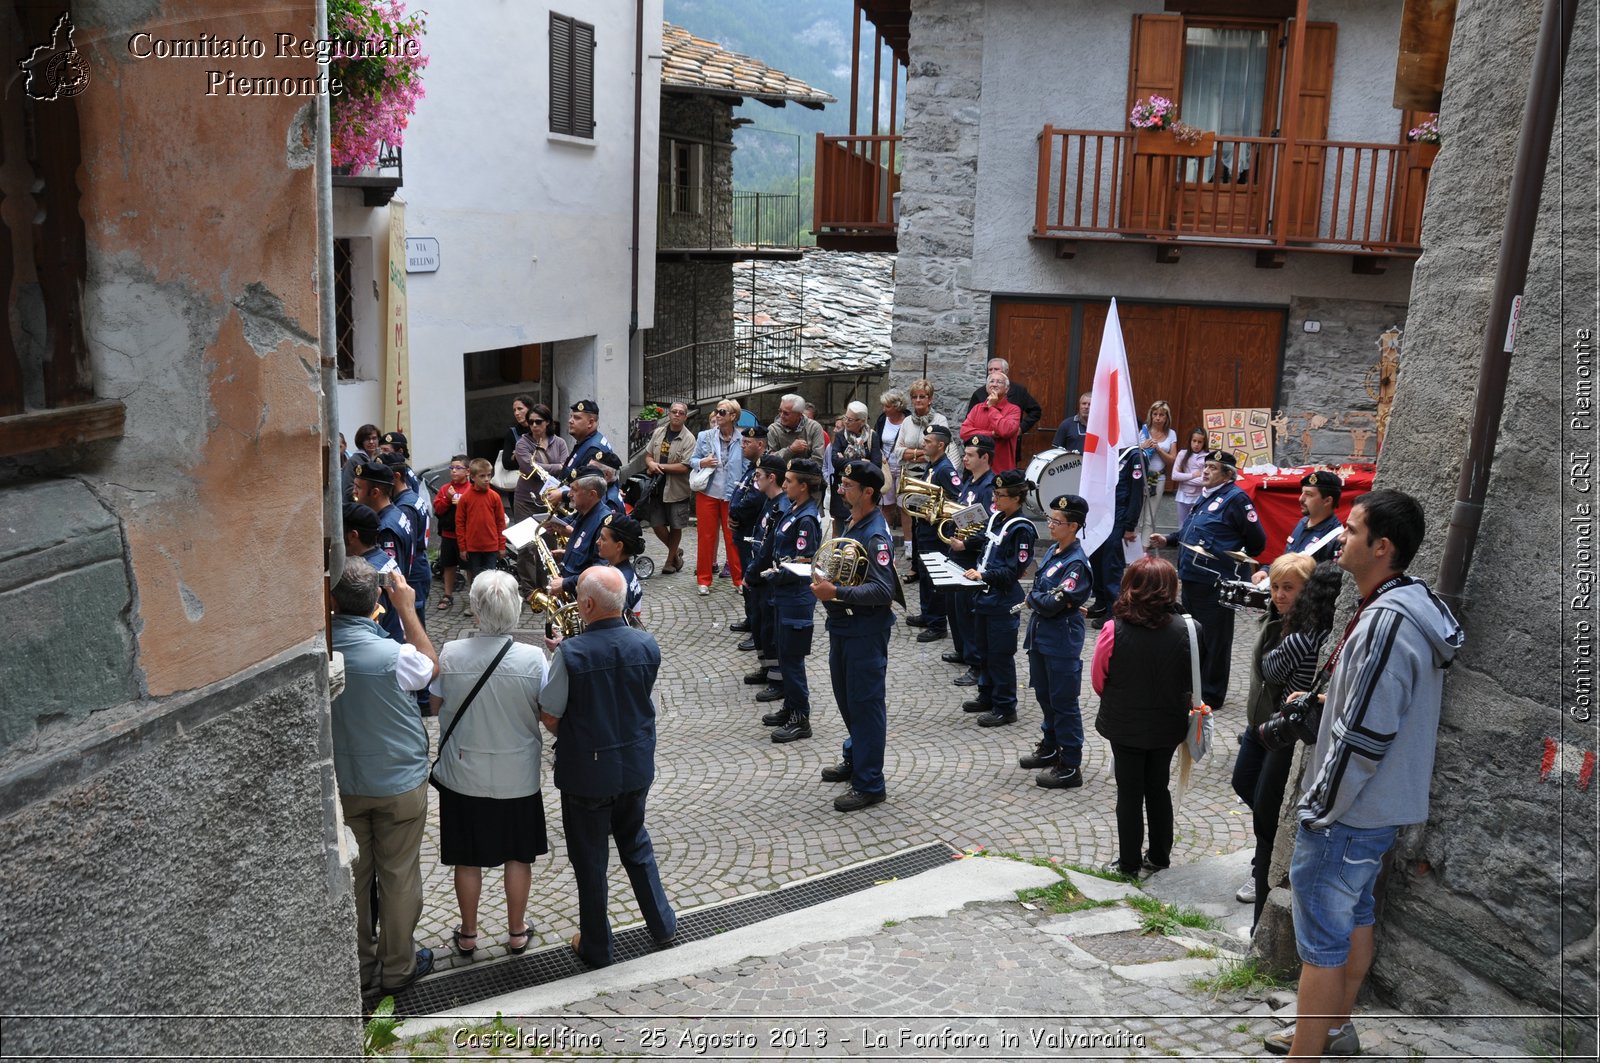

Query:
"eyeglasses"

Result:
[[528, 418, 545, 425], [448, 464, 468, 470], [716, 408, 733, 416], [1047, 516, 1070, 527]]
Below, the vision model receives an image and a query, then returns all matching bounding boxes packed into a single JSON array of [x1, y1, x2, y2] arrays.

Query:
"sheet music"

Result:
[[502, 516, 547, 551], [780, 561, 814, 579], [919, 552, 985, 588]]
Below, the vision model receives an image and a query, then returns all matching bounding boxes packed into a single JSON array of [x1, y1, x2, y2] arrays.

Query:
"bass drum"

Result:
[[1023, 448, 1083, 519]]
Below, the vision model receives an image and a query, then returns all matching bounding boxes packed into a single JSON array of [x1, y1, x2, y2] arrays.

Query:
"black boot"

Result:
[[1019, 741, 1058, 769], [771, 713, 812, 743]]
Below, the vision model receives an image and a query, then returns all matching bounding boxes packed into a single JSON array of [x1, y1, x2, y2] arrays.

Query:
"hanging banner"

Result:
[[382, 200, 411, 436]]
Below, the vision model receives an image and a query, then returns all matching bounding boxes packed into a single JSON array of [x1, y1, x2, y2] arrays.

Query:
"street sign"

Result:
[[405, 237, 439, 274]]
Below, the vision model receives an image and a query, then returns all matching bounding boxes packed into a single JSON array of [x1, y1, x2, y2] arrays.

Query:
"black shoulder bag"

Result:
[[429, 638, 514, 790]]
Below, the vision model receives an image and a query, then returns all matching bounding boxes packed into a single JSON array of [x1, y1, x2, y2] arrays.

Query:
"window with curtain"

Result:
[[1180, 27, 1271, 183]]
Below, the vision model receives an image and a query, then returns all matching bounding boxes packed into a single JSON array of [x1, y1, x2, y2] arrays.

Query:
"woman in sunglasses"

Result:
[[507, 397, 567, 521], [687, 400, 748, 595]]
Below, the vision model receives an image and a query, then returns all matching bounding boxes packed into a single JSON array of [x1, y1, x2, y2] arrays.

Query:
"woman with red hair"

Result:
[[1092, 555, 1197, 877]]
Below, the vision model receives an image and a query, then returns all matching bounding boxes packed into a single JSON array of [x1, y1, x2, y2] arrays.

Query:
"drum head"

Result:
[[1022, 448, 1084, 519]]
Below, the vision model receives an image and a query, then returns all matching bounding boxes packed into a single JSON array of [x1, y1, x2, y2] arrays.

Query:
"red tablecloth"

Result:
[[1237, 465, 1376, 564]]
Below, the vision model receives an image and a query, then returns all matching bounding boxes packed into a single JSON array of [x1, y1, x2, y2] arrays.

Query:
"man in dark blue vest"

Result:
[[945, 435, 996, 686], [539, 566, 676, 967], [1150, 450, 1266, 708], [743, 453, 790, 701], [727, 424, 768, 643]]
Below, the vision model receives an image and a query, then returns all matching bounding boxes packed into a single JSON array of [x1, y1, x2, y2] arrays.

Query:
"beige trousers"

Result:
[[342, 780, 429, 989]]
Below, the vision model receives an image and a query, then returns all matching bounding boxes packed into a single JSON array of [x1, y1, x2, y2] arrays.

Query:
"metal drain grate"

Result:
[[1072, 929, 1189, 965], [393, 841, 958, 1016]]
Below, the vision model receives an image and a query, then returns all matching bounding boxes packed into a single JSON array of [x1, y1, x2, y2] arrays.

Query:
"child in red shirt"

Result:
[[432, 455, 469, 609], [456, 458, 508, 582]]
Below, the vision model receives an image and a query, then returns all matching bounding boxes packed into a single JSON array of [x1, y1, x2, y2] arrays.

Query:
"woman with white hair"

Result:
[[827, 400, 881, 530], [428, 570, 550, 959]]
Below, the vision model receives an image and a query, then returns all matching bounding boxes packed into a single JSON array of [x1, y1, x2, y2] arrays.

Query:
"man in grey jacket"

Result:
[[1269, 489, 1464, 1059], [767, 393, 827, 461]]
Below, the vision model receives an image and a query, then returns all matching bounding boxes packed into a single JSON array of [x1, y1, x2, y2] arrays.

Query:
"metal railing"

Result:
[[1033, 126, 1435, 254], [658, 186, 801, 251], [643, 324, 805, 406]]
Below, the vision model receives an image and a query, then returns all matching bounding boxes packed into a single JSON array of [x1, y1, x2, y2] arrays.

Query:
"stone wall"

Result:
[[1276, 296, 1411, 466], [659, 94, 735, 251], [888, 0, 990, 409], [650, 262, 736, 358]]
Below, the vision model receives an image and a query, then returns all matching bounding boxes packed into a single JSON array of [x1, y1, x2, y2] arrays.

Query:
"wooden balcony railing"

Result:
[[813, 133, 902, 238], [1034, 126, 1435, 257]]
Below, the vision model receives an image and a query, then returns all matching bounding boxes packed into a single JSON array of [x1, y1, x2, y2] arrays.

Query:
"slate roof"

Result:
[[734, 249, 895, 374], [661, 23, 835, 110]]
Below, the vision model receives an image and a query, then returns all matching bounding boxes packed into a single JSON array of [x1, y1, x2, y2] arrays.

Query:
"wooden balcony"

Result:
[[813, 133, 901, 252], [1032, 126, 1437, 271]]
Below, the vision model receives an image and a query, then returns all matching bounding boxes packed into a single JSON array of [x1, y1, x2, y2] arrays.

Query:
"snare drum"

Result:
[[1022, 448, 1083, 519]]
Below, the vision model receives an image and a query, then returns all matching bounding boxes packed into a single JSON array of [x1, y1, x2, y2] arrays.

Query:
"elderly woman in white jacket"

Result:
[[888, 379, 949, 559], [428, 571, 550, 958]]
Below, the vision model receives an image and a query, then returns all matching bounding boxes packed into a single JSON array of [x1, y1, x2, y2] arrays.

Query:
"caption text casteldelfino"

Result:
[[125, 31, 422, 97]]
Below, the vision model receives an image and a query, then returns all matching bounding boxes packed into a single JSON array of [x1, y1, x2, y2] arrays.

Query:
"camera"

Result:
[[1257, 689, 1324, 751]]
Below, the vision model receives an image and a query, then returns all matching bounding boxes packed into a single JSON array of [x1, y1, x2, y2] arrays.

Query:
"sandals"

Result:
[[435, 595, 453, 611], [508, 926, 531, 955], [451, 927, 477, 957]]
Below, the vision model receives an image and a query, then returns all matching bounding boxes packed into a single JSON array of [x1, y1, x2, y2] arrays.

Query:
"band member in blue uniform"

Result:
[[746, 453, 791, 702], [946, 435, 996, 686], [382, 452, 433, 617], [905, 424, 962, 643], [550, 474, 609, 594], [1086, 446, 1145, 624], [1149, 450, 1266, 708], [728, 425, 768, 642], [763, 459, 823, 743], [962, 468, 1036, 727], [813, 460, 901, 812], [545, 400, 615, 510], [353, 461, 418, 622], [586, 449, 626, 513], [1252, 470, 1344, 587], [596, 513, 647, 624], [1020, 494, 1095, 788]]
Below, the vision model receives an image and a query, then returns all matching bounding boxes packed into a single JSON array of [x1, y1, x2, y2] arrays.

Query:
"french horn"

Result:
[[812, 538, 870, 586]]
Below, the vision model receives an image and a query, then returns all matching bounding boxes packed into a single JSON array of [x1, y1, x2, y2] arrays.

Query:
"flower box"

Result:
[[1133, 129, 1216, 158], [1413, 141, 1440, 167]]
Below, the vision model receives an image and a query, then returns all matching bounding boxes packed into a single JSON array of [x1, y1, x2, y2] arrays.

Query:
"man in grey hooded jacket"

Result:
[[1270, 489, 1464, 1060]]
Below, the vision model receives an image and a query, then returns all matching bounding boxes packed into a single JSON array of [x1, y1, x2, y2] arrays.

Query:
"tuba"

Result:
[[812, 538, 870, 586], [898, 470, 975, 544]]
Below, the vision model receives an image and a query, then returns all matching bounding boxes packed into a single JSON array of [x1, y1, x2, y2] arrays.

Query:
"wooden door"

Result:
[[1281, 22, 1338, 239], [992, 301, 1071, 465], [1177, 308, 1284, 434], [1124, 14, 1185, 233]]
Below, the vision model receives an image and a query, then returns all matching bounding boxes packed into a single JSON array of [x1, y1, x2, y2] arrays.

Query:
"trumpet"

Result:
[[897, 471, 983, 545], [812, 538, 870, 586]]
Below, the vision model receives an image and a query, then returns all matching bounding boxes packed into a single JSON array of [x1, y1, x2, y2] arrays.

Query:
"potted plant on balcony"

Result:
[[1408, 113, 1442, 167], [328, 0, 429, 173], [633, 403, 666, 447], [1130, 96, 1215, 157]]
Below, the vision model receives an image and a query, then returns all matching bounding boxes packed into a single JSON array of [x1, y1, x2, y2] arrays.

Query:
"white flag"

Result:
[[1079, 298, 1139, 556]]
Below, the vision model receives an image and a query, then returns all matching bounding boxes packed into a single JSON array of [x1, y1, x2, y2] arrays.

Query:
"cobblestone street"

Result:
[[411, 536, 1256, 971]]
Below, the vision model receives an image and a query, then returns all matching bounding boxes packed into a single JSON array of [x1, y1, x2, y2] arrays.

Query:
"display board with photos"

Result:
[[1203, 408, 1274, 469]]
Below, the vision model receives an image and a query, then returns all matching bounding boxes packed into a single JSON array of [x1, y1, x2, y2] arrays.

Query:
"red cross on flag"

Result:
[[1079, 298, 1139, 557]]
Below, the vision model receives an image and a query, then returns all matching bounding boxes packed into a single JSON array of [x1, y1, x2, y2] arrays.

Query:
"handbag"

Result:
[[689, 465, 714, 493], [491, 450, 521, 492], [1174, 615, 1213, 806], [429, 638, 514, 790]]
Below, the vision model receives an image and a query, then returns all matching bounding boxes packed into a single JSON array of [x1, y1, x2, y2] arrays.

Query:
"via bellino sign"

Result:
[[405, 237, 439, 273]]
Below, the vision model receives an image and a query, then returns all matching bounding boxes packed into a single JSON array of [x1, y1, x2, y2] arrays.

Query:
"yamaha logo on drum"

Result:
[[1023, 449, 1084, 519]]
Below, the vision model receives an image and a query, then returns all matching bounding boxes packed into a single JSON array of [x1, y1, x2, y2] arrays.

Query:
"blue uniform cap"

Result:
[[842, 459, 884, 492], [1051, 493, 1090, 522], [757, 453, 788, 475], [571, 399, 600, 415], [925, 424, 953, 441], [379, 430, 408, 454], [353, 461, 393, 485], [993, 468, 1030, 496]]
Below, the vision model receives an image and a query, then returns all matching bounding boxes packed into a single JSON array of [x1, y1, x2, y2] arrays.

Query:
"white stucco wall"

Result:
[[338, 0, 662, 469], [970, 0, 1414, 306]]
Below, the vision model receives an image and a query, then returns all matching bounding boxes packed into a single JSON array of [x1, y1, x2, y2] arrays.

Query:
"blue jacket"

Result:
[[768, 497, 822, 608], [549, 618, 660, 798], [689, 428, 747, 500], [392, 488, 433, 594], [823, 506, 898, 631], [1025, 540, 1093, 657], [375, 501, 417, 578], [1286, 513, 1343, 562], [728, 464, 765, 532], [1177, 481, 1267, 584], [974, 509, 1037, 613], [560, 500, 609, 580], [330, 615, 430, 797], [560, 431, 614, 486], [1113, 449, 1146, 534], [912, 453, 963, 549], [950, 469, 995, 565], [746, 493, 790, 587]]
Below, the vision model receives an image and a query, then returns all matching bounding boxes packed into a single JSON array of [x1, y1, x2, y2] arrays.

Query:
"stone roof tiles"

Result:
[[661, 23, 835, 110]]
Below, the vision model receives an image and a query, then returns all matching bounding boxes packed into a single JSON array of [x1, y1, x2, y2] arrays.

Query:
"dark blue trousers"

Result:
[[912, 532, 946, 630], [560, 785, 676, 967], [1090, 538, 1126, 610], [1029, 648, 1084, 767], [828, 615, 892, 794], [735, 531, 756, 627], [1181, 579, 1232, 708], [949, 590, 979, 667], [973, 608, 1020, 715], [774, 602, 813, 717]]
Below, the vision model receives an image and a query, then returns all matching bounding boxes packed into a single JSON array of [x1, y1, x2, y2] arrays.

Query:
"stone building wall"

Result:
[[649, 262, 736, 360], [888, 0, 990, 409], [1276, 296, 1411, 466], [658, 94, 735, 251]]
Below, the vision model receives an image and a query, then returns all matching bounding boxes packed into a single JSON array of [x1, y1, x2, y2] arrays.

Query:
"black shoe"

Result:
[[915, 628, 947, 643], [905, 614, 931, 628], [953, 669, 979, 687], [379, 948, 434, 994], [1019, 742, 1058, 770], [1036, 764, 1082, 789], [941, 650, 965, 664], [729, 620, 751, 633], [976, 711, 1017, 727], [761, 707, 790, 726], [737, 637, 757, 651], [743, 669, 770, 686], [1142, 851, 1171, 873], [772, 716, 812, 743], [1091, 615, 1108, 630], [755, 684, 785, 702], [962, 698, 992, 713], [820, 760, 852, 782], [834, 788, 886, 812], [1085, 603, 1108, 619]]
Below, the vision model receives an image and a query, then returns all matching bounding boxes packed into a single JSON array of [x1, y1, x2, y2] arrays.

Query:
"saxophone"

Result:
[[525, 531, 584, 636]]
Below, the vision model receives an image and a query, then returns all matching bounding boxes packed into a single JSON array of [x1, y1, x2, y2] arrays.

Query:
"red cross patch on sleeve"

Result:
[[1065, 576, 1077, 592], [1018, 544, 1029, 563], [796, 533, 807, 550], [877, 546, 891, 566], [1246, 508, 1258, 523]]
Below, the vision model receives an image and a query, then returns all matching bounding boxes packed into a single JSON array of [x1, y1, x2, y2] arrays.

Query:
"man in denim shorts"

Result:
[[1270, 490, 1463, 1059]]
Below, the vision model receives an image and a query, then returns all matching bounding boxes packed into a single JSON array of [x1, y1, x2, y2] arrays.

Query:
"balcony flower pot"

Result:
[[1134, 129, 1215, 158], [1413, 141, 1440, 167]]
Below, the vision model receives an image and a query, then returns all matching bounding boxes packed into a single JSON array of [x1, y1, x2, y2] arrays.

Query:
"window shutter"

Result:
[[1126, 14, 1185, 118], [1281, 21, 1337, 238], [573, 20, 595, 137], [550, 13, 574, 135]]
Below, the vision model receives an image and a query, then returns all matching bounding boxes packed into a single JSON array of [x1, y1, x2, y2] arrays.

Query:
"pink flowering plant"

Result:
[[1129, 94, 1175, 131], [1407, 113, 1441, 145], [328, 0, 429, 171]]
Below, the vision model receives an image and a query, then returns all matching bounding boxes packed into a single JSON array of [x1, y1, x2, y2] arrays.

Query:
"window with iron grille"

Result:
[[333, 238, 355, 380], [550, 13, 595, 138]]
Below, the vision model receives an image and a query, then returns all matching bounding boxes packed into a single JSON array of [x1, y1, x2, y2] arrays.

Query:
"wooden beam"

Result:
[[1053, 240, 1078, 260], [1394, 0, 1457, 111], [0, 400, 126, 458], [1352, 255, 1389, 275], [1271, 0, 1311, 251], [1155, 243, 1182, 264], [1255, 249, 1288, 269]]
